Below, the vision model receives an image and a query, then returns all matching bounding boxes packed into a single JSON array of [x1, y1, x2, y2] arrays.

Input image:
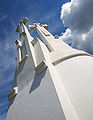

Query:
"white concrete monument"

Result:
[[7, 17, 93, 120]]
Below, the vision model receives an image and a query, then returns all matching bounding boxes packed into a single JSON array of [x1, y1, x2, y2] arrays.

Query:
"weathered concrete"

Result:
[[7, 18, 93, 120]]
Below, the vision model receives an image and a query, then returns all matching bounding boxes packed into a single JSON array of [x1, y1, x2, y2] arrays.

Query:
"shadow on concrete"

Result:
[[29, 69, 47, 93], [17, 60, 26, 75], [8, 96, 16, 109], [8, 61, 26, 108], [13, 67, 17, 87]]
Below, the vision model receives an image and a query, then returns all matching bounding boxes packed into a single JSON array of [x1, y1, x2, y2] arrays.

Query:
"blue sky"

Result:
[[1, 0, 93, 119]]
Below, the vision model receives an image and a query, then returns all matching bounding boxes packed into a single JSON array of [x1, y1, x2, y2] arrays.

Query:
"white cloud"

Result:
[[60, 28, 72, 43], [60, 0, 93, 54], [0, 112, 7, 120], [0, 13, 8, 21], [0, 19, 17, 119]]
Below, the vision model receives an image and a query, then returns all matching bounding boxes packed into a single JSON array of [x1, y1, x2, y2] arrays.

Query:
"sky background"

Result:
[[0, 0, 93, 119]]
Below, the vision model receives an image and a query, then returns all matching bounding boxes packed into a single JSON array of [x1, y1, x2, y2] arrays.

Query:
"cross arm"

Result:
[[29, 23, 48, 30]]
